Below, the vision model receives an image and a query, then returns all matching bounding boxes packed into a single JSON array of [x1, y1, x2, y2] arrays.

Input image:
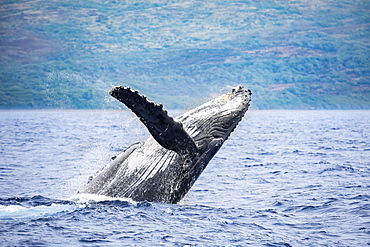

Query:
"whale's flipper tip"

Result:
[[110, 86, 198, 155]]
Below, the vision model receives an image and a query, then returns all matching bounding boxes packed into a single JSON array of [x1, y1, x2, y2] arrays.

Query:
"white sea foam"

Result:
[[69, 193, 137, 205], [0, 203, 81, 219]]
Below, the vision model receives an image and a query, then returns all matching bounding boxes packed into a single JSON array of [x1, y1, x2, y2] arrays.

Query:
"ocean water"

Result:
[[0, 110, 369, 246]]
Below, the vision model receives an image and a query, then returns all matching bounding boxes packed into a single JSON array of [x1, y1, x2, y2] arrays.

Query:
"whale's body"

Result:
[[81, 85, 251, 203]]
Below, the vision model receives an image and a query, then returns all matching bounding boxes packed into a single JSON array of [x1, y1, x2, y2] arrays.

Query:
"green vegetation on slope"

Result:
[[0, 0, 369, 109]]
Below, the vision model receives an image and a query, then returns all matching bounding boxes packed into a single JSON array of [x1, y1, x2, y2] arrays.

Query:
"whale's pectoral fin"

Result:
[[110, 86, 198, 155]]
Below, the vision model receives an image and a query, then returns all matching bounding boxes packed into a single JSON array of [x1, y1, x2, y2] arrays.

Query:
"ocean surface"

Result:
[[0, 109, 369, 246]]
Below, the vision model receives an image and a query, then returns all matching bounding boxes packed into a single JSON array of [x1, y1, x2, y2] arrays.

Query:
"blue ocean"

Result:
[[0, 109, 369, 246]]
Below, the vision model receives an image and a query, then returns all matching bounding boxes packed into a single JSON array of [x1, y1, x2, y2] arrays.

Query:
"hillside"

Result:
[[1, 0, 369, 109]]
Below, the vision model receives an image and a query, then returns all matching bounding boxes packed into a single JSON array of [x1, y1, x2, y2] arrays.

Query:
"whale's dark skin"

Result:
[[81, 85, 252, 204]]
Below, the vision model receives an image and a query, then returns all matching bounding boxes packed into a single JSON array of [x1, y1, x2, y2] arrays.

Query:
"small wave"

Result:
[[0, 195, 83, 220], [0, 203, 81, 220], [318, 164, 357, 174], [0, 194, 143, 220]]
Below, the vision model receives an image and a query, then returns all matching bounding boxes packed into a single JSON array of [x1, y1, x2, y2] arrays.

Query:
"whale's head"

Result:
[[177, 85, 252, 154], [159, 85, 252, 203]]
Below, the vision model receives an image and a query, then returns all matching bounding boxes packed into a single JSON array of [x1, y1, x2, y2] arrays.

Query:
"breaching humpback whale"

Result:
[[81, 85, 252, 203]]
